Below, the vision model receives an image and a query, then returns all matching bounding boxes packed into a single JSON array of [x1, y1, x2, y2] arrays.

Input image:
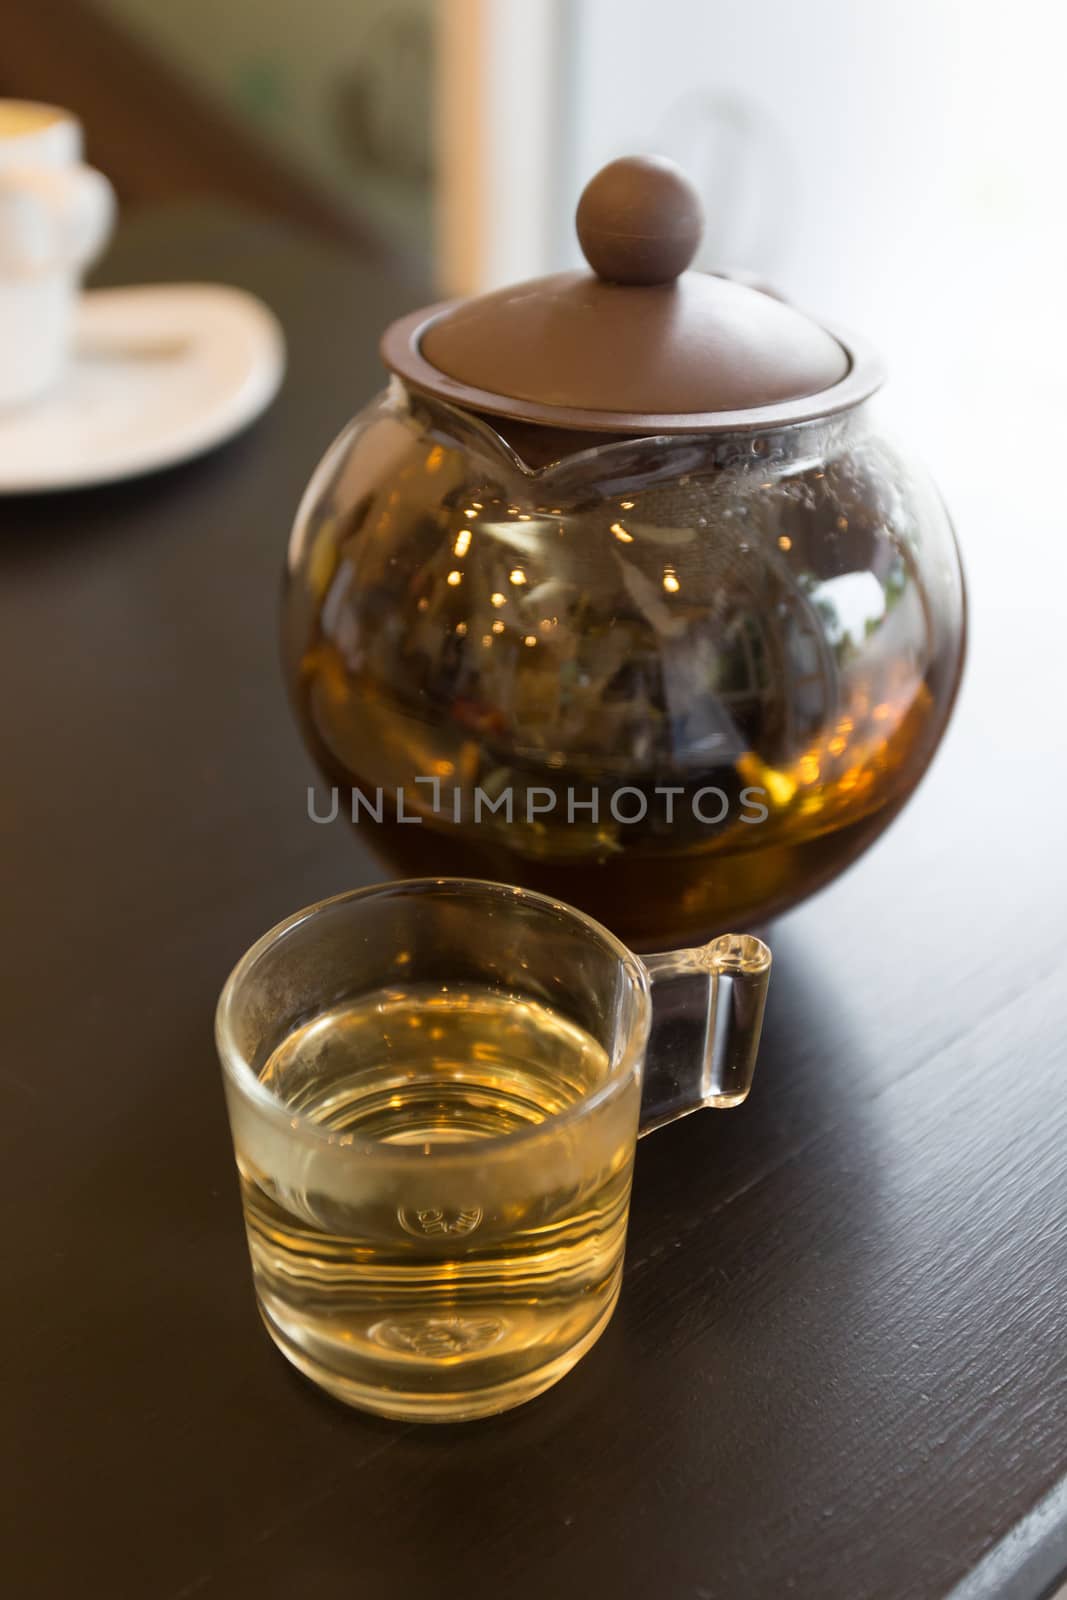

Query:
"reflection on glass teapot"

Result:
[[284, 156, 965, 950]]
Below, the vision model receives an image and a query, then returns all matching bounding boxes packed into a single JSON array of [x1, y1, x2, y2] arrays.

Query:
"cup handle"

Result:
[[62, 165, 115, 272], [638, 934, 771, 1135], [0, 164, 114, 278]]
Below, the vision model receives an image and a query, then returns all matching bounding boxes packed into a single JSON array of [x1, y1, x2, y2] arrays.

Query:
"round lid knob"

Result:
[[576, 156, 704, 286]]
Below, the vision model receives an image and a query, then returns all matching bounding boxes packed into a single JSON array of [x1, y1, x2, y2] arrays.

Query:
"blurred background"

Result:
[[4, 0, 1064, 487]]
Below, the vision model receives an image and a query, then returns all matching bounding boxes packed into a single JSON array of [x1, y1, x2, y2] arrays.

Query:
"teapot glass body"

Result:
[[283, 381, 965, 950]]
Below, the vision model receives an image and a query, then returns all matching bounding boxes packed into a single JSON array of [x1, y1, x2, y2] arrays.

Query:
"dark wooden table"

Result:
[[3, 211, 1065, 1600]]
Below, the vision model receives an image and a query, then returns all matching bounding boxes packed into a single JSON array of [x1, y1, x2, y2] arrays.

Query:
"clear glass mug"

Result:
[[216, 879, 771, 1422]]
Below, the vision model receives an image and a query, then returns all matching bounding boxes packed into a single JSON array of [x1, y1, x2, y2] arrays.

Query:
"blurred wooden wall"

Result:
[[0, 0, 385, 254]]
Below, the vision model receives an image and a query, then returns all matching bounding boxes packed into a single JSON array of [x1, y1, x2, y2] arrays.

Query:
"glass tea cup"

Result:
[[216, 878, 770, 1422]]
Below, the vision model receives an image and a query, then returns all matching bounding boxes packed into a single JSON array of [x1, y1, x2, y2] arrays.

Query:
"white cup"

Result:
[[0, 101, 115, 408]]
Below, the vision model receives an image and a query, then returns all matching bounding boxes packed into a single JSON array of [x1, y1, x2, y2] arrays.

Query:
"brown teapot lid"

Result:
[[381, 155, 882, 434]]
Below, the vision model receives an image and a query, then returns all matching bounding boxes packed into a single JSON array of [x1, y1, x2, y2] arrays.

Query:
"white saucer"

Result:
[[0, 283, 285, 493]]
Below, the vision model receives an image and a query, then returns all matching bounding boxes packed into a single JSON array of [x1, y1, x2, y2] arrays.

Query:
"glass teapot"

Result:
[[284, 156, 966, 951]]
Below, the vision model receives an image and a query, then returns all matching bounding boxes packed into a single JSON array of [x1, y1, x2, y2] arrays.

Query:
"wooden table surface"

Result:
[[3, 211, 1065, 1600]]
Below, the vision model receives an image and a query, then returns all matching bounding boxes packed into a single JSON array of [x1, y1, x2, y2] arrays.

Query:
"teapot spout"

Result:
[[397, 382, 710, 486], [638, 935, 771, 1135]]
